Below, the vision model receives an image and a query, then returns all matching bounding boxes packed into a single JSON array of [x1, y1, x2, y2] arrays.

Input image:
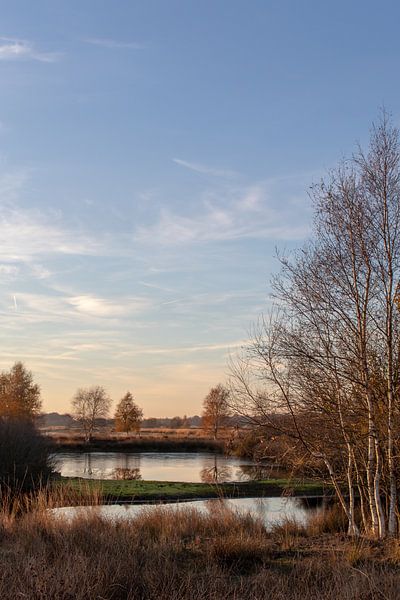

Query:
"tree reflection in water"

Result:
[[84, 453, 93, 476], [200, 455, 232, 483], [237, 464, 279, 481], [201, 462, 286, 483], [200, 465, 233, 483], [112, 453, 142, 480], [74, 452, 280, 483], [112, 467, 142, 480]]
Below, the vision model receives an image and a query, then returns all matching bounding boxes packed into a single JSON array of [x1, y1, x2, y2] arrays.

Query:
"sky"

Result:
[[0, 1, 400, 416]]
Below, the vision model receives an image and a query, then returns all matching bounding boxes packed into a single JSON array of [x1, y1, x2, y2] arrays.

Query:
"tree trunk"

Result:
[[374, 440, 386, 539], [346, 444, 359, 536]]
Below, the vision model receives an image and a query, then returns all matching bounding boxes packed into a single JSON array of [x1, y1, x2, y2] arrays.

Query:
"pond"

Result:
[[51, 496, 323, 528], [54, 451, 279, 483]]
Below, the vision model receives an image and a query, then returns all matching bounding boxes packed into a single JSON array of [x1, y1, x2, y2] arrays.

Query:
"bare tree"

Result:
[[229, 112, 400, 539], [114, 392, 143, 435], [202, 384, 231, 439], [72, 386, 111, 442]]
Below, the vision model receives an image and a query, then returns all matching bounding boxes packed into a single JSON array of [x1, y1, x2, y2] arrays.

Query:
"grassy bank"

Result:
[[0, 504, 399, 599], [51, 435, 225, 453], [54, 476, 325, 504]]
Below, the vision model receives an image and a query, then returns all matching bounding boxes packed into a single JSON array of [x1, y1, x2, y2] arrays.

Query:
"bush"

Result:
[[0, 418, 54, 494]]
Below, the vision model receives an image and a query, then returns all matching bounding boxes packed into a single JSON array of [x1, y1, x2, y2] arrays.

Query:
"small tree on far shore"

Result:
[[202, 384, 231, 439], [0, 362, 41, 420], [114, 392, 143, 435], [72, 385, 111, 443]]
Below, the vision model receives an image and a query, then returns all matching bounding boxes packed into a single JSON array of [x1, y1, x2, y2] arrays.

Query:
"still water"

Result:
[[54, 451, 277, 483], [52, 497, 321, 528]]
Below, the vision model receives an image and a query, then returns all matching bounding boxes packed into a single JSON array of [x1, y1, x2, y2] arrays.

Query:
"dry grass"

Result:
[[0, 497, 399, 599], [47, 429, 227, 453], [306, 504, 348, 535], [269, 517, 308, 550], [42, 426, 233, 440]]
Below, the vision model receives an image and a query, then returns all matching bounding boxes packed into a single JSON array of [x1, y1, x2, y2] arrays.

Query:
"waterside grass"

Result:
[[54, 476, 325, 504]]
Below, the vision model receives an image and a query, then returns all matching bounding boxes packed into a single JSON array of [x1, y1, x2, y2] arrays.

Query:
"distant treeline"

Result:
[[37, 412, 202, 429], [37, 413, 246, 429]]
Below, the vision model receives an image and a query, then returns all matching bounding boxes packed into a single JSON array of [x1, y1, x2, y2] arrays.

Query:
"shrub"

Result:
[[0, 418, 54, 495]]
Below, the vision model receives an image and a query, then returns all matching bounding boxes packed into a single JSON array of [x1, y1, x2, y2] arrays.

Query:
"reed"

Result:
[[0, 492, 398, 599]]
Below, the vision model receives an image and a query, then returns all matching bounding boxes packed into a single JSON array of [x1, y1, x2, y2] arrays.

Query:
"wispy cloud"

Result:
[[0, 208, 101, 262], [67, 295, 150, 318], [120, 340, 246, 357], [135, 181, 310, 245], [0, 264, 19, 278], [84, 37, 146, 50], [2, 293, 71, 324], [0, 290, 152, 327], [173, 158, 237, 178], [0, 37, 60, 62]]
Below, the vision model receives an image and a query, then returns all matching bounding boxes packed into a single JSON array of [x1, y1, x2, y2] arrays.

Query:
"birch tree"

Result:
[[230, 112, 400, 539]]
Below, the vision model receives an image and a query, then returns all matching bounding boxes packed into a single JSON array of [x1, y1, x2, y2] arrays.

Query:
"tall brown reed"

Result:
[[0, 494, 398, 599]]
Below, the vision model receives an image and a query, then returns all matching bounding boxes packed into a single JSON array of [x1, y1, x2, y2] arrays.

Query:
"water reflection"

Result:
[[200, 465, 233, 483], [51, 497, 322, 528], [237, 464, 279, 481], [199, 460, 282, 484], [112, 468, 142, 481], [54, 451, 278, 483], [83, 453, 93, 476], [296, 496, 327, 510]]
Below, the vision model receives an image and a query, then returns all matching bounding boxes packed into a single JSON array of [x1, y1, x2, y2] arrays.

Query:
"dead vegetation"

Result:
[[0, 500, 400, 599]]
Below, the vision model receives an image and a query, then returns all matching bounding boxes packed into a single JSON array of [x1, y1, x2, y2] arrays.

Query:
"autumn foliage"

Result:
[[202, 384, 231, 439]]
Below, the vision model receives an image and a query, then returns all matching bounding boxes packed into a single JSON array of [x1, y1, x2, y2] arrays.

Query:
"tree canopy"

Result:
[[114, 392, 143, 434], [0, 362, 41, 420], [72, 385, 111, 442], [202, 384, 231, 439]]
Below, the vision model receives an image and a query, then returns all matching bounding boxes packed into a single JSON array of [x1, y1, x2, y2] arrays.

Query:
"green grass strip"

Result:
[[55, 476, 326, 504]]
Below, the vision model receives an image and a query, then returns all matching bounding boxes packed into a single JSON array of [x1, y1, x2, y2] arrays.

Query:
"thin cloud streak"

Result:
[[84, 38, 146, 50], [135, 174, 314, 245], [119, 340, 247, 357], [173, 158, 237, 178]]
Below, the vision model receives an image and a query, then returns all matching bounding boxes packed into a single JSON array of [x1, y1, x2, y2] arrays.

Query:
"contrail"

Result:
[[13, 295, 18, 311]]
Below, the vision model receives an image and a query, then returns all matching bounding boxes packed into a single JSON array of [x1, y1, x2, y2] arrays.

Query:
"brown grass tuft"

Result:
[[306, 504, 348, 535]]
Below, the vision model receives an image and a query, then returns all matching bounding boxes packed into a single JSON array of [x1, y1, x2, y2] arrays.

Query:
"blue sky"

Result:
[[0, 1, 399, 415]]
